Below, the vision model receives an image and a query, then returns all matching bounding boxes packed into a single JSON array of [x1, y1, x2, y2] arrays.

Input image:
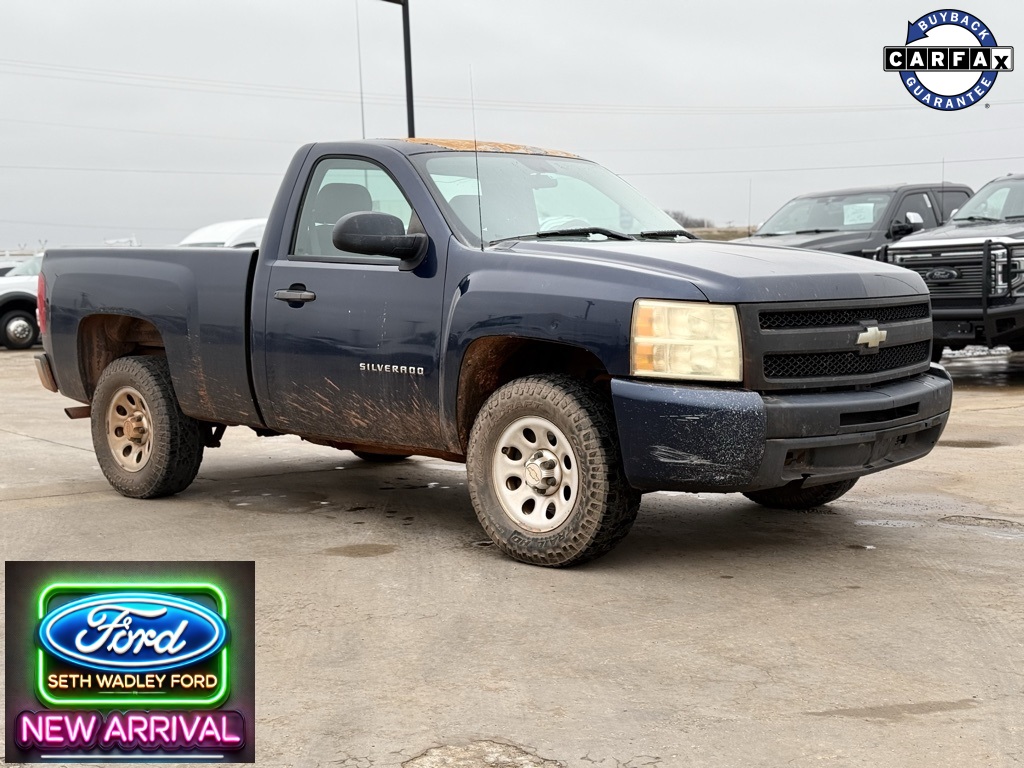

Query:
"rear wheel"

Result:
[[467, 375, 640, 567], [91, 356, 204, 498], [743, 478, 858, 510], [351, 450, 410, 463], [1, 309, 38, 349]]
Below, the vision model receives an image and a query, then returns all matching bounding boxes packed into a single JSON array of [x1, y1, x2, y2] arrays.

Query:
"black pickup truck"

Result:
[[733, 183, 972, 257], [881, 173, 1024, 357], [35, 139, 953, 566]]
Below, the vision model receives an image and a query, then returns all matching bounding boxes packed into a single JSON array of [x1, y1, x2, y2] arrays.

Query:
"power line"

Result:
[[0, 117, 296, 145], [5, 57, 1021, 116], [0, 218, 184, 232], [582, 123, 1024, 154], [2, 114, 1022, 164], [3, 154, 1024, 181], [621, 154, 1024, 177], [0, 164, 279, 176]]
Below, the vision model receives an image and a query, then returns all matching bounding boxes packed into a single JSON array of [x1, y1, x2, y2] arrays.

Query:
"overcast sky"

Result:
[[2, 0, 1023, 248]]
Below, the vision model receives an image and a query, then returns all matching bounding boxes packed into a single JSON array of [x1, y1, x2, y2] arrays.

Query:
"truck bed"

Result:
[[43, 247, 262, 427]]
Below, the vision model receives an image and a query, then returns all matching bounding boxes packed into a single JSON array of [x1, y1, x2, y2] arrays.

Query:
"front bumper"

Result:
[[933, 303, 1024, 347], [611, 366, 952, 493]]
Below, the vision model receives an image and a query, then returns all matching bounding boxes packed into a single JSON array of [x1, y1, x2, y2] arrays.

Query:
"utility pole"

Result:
[[379, 0, 415, 138]]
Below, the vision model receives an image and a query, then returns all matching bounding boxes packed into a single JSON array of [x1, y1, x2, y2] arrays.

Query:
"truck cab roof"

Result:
[[320, 138, 580, 158], [792, 182, 971, 198]]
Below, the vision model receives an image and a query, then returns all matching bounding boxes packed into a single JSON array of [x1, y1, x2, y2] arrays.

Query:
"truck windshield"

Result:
[[754, 192, 893, 235], [953, 178, 1024, 222], [412, 152, 681, 246], [5, 255, 42, 277]]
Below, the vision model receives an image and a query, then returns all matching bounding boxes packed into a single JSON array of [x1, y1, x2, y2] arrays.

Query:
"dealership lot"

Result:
[[1, 348, 1022, 767]]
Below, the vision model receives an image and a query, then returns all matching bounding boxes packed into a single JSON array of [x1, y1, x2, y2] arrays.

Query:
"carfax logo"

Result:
[[883, 9, 1013, 110], [6, 563, 255, 763]]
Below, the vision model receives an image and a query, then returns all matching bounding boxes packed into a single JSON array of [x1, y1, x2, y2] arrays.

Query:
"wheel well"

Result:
[[0, 298, 37, 317], [456, 336, 609, 450], [78, 315, 166, 398]]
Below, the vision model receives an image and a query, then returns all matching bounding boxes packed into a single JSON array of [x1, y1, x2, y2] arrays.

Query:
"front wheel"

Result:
[[91, 356, 204, 498], [1, 309, 39, 349], [467, 375, 640, 567], [743, 478, 858, 510]]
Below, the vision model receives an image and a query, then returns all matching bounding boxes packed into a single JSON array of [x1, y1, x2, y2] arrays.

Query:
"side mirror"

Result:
[[950, 208, 959, 218], [890, 211, 926, 239], [332, 212, 428, 271]]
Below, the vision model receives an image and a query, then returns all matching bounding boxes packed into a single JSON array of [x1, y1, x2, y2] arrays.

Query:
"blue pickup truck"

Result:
[[35, 139, 953, 566]]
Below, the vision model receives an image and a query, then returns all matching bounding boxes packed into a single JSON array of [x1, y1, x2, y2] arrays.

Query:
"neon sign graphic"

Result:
[[35, 582, 229, 709]]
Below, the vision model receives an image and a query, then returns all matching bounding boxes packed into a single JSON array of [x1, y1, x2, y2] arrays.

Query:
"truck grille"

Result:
[[739, 297, 933, 391], [894, 252, 987, 298], [884, 240, 1024, 299], [764, 341, 930, 380], [759, 302, 929, 329]]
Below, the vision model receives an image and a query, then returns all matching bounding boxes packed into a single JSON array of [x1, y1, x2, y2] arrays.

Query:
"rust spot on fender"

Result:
[[400, 138, 579, 158]]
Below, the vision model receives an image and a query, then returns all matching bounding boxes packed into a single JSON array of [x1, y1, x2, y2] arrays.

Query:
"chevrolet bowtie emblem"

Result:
[[857, 326, 888, 348]]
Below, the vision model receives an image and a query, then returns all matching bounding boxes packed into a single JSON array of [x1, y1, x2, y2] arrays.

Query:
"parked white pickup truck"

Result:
[[0, 254, 41, 349]]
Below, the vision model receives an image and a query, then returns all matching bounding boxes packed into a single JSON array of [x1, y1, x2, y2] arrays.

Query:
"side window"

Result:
[[935, 190, 969, 220], [896, 192, 938, 229], [293, 157, 417, 258]]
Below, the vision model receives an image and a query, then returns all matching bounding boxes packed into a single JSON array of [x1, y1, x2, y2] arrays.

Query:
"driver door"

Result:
[[261, 156, 445, 450]]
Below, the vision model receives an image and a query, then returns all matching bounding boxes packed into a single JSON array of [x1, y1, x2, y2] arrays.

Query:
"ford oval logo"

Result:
[[925, 267, 960, 281], [38, 592, 227, 673]]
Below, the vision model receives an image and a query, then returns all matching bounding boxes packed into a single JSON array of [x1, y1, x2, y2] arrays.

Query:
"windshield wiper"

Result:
[[537, 227, 635, 241], [750, 232, 783, 237], [795, 228, 839, 234], [638, 229, 697, 240], [488, 227, 635, 246], [1002, 214, 1024, 220], [954, 215, 1001, 222]]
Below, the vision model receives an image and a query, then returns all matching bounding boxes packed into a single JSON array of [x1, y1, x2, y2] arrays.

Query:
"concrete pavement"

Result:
[[2, 349, 1022, 767]]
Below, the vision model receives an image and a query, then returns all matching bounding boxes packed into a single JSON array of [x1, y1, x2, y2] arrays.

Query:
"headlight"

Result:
[[1010, 248, 1024, 296], [630, 299, 742, 382]]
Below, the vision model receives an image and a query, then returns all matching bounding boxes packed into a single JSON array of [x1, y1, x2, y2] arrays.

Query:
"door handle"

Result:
[[274, 287, 316, 303]]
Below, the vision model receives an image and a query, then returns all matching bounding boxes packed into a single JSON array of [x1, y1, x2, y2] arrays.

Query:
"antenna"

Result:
[[470, 65, 484, 252], [747, 178, 753, 236], [354, 0, 366, 139]]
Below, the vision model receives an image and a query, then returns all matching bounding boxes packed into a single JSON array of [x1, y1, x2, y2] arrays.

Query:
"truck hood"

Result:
[[729, 230, 877, 256], [894, 219, 1024, 244], [506, 239, 925, 303], [0, 274, 39, 297]]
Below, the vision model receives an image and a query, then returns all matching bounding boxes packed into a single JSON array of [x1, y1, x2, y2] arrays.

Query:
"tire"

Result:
[[467, 374, 641, 567], [1, 309, 39, 350], [91, 356, 204, 499], [351, 450, 411, 463], [743, 478, 858, 510], [931, 344, 946, 363]]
